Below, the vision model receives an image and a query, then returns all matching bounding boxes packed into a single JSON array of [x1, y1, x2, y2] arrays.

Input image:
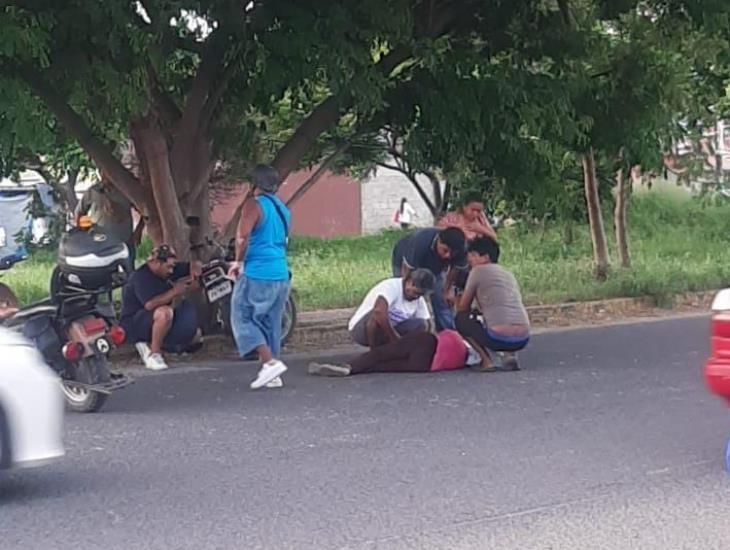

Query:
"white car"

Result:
[[0, 327, 64, 469]]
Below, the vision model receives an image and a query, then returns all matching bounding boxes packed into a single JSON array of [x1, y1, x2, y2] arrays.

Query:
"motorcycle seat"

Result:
[[4, 301, 58, 327]]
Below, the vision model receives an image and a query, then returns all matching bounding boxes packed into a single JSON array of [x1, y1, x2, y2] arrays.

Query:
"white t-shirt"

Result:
[[349, 278, 431, 330], [399, 202, 417, 224]]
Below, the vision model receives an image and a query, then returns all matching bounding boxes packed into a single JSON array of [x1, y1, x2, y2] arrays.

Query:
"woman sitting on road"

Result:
[[308, 329, 478, 377], [455, 236, 530, 372]]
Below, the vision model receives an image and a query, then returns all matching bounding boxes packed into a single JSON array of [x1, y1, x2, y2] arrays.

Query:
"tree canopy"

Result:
[[0, 0, 728, 263]]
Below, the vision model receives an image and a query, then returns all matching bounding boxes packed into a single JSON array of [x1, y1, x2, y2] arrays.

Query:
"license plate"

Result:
[[82, 317, 107, 335], [207, 280, 233, 303]]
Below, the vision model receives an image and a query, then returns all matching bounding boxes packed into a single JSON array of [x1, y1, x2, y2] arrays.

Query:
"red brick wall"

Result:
[[210, 167, 362, 238]]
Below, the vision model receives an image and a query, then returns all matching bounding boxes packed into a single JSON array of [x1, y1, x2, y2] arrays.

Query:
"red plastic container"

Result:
[[705, 293, 730, 406]]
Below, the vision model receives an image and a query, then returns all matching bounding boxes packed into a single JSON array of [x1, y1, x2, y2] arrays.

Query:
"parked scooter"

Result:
[[1, 218, 133, 413], [197, 235, 297, 347]]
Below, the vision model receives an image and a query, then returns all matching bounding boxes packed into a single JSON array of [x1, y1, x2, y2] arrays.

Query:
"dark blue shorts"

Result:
[[121, 300, 198, 353], [482, 327, 529, 352]]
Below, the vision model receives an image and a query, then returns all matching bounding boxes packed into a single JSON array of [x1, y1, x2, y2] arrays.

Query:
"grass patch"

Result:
[[4, 192, 730, 311]]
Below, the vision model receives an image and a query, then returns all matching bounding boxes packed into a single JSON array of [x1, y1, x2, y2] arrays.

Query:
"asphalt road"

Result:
[[2, 315, 730, 550]]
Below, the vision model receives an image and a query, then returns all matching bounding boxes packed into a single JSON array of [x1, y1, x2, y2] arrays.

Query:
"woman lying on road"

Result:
[[308, 330, 478, 377]]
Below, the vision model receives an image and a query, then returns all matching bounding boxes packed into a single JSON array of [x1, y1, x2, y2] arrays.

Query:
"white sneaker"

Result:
[[251, 360, 288, 390], [144, 352, 169, 371], [265, 376, 284, 388], [135, 342, 151, 362], [307, 362, 351, 377]]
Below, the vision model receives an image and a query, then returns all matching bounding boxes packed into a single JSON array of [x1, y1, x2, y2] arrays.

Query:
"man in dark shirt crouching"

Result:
[[119, 245, 201, 371]]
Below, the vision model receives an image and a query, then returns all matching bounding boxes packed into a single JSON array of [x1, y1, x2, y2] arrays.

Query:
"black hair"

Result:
[[468, 236, 500, 263], [250, 164, 281, 192], [406, 268, 435, 294], [459, 191, 484, 208], [399, 197, 408, 212], [438, 227, 466, 253]]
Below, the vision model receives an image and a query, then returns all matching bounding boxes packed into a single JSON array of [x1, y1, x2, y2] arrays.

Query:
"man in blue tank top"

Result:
[[228, 164, 291, 389]]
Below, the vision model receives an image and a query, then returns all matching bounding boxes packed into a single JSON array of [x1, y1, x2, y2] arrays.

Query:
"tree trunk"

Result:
[[20, 53, 221, 261], [222, 198, 246, 245], [405, 172, 437, 218], [133, 117, 190, 256], [64, 169, 79, 212], [441, 180, 453, 214], [424, 171, 444, 219], [614, 153, 631, 268], [582, 149, 611, 280], [188, 176, 214, 260]]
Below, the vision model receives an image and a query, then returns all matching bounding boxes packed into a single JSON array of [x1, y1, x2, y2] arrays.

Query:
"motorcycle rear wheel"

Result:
[[61, 356, 109, 413]]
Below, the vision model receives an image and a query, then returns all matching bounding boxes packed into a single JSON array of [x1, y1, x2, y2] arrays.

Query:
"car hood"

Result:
[[0, 326, 33, 347]]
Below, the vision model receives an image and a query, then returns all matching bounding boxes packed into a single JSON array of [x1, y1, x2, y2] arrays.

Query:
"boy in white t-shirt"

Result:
[[348, 269, 435, 349]]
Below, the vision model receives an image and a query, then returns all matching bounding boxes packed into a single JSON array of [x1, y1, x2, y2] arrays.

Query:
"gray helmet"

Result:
[[409, 268, 435, 296], [250, 164, 282, 193]]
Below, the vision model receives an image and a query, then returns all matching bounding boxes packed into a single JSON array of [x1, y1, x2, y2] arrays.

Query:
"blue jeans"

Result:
[[431, 272, 455, 331], [230, 275, 290, 358]]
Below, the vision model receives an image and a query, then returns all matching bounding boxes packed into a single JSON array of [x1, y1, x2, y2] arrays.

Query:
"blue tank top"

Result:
[[244, 194, 290, 281]]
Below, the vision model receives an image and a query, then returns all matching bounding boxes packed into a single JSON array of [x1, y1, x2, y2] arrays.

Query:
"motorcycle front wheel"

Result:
[[61, 356, 109, 413]]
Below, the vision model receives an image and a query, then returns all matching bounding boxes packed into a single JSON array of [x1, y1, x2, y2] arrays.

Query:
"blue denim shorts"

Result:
[[230, 275, 291, 358]]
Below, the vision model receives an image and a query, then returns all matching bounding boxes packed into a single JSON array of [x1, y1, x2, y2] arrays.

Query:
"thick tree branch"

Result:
[[422, 168, 444, 212], [272, 96, 341, 180], [272, 45, 413, 179], [286, 142, 350, 207], [13, 63, 148, 208], [179, 49, 218, 139], [146, 61, 182, 129], [200, 55, 240, 132], [376, 161, 437, 215]]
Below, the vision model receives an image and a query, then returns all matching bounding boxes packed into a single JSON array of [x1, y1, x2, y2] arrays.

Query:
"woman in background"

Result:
[[396, 198, 418, 230]]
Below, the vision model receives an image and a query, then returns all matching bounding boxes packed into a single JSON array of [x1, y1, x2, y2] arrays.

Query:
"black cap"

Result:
[[150, 244, 177, 262]]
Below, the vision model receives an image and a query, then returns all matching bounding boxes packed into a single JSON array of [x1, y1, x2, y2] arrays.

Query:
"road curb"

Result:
[[111, 289, 717, 365], [287, 289, 718, 349]]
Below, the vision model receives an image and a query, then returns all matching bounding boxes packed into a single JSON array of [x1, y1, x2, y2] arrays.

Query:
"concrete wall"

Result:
[[359, 166, 439, 234], [209, 164, 444, 239], [278, 168, 361, 238], [209, 168, 362, 239]]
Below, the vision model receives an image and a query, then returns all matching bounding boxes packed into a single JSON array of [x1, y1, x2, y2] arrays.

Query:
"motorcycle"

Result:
[[1, 219, 133, 413], [196, 236, 297, 347]]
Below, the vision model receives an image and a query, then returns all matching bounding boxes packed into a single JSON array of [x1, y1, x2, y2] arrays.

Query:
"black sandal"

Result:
[[469, 364, 498, 373], [498, 358, 521, 372]]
